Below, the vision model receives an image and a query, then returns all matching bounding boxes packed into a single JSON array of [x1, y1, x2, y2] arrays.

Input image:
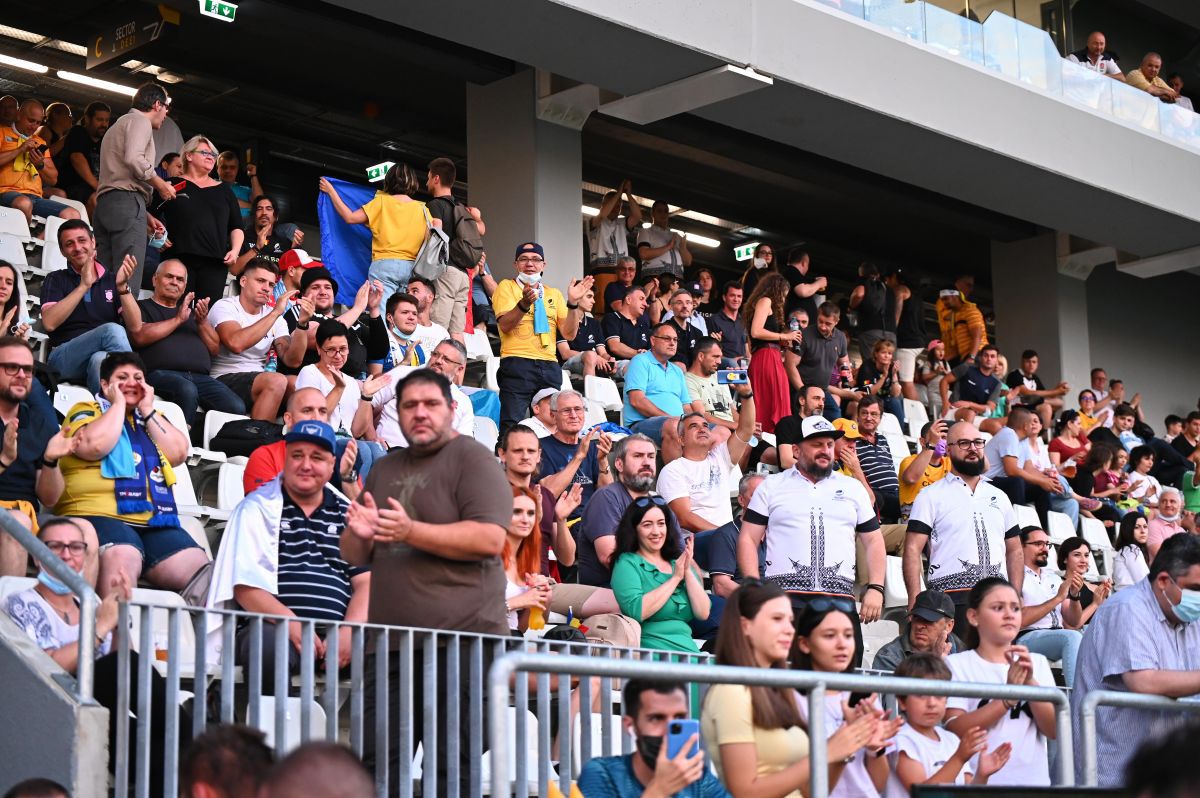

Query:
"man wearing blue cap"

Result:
[[206, 419, 369, 683], [493, 241, 593, 435]]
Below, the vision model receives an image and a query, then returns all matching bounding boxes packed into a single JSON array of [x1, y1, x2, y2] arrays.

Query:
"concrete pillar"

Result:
[[991, 232, 1092, 396], [466, 70, 585, 292]]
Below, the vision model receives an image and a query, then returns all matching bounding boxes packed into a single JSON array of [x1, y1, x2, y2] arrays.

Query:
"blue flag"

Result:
[[316, 177, 376, 307]]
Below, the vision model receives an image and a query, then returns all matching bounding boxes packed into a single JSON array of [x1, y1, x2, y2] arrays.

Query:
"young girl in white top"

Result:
[[944, 577, 1058, 786], [885, 652, 1011, 797], [1112, 513, 1151, 590]]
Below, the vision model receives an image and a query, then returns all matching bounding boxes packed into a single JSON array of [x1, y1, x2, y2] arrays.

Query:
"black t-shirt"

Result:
[[135, 298, 212, 374], [1005, 369, 1046, 408], [855, 278, 891, 332], [1171, 434, 1197, 460], [151, 180, 241, 258], [0, 403, 56, 507], [668, 318, 704, 366], [602, 311, 649, 354], [239, 228, 292, 269], [282, 309, 387, 379], [57, 126, 100, 191], [895, 288, 927, 348], [426, 195, 456, 232], [559, 315, 603, 356], [855, 359, 897, 396], [784, 265, 820, 320]]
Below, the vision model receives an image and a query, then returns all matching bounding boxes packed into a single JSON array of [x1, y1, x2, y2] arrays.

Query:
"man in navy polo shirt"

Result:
[[939, 343, 1006, 431], [40, 219, 137, 393]]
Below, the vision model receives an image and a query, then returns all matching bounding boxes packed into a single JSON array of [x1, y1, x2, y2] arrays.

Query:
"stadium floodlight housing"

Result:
[[56, 70, 136, 96], [0, 53, 48, 74]]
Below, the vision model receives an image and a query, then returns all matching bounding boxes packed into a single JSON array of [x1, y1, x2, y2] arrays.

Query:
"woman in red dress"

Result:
[[743, 272, 797, 433]]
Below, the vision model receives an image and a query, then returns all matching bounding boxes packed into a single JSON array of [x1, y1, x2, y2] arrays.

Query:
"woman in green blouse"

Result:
[[610, 496, 711, 652]]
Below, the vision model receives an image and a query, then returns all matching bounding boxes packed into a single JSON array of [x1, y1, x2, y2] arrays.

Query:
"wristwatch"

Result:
[[296, 320, 310, 330]]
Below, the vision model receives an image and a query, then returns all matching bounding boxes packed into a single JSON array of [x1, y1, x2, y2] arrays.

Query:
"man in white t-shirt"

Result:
[[372, 339, 474, 448], [210, 260, 312, 420], [1066, 31, 1126, 80], [588, 180, 642, 270], [904, 421, 1024, 634], [636, 199, 691, 279], [1016, 525, 1084, 688], [407, 275, 450, 356], [658, 389, 755, 533]]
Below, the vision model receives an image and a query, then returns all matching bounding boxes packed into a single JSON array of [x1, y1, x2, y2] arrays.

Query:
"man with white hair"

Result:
[[536, 390, 613, 521], [370, 340, 474, 449], [1147, 487, 1186, 562]]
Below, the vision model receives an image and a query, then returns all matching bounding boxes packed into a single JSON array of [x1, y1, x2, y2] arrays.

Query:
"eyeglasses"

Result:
[[952, 439, 987, 450], [557, 406, 585, 416], [0, 362, 34, 376], [45, 541, 88, 555], [193, 149, 217, 158], [516, 256, 545, 264], [321, 346, 349, 356], [651, 335, 678, 343], [1024, 540, 1050, 549], [428, 351, 464, 369], [632, 496, 668, 510]]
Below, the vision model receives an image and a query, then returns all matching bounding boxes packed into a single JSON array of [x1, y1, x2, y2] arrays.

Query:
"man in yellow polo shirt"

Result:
[[899, 419, 951, 523], [493, 241, 592, 435]]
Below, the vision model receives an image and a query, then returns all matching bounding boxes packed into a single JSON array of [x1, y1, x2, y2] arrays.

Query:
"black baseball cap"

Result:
[[909, 589, 955, 622]]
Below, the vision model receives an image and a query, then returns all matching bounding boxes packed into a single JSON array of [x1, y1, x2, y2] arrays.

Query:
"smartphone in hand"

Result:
[[666, 719, 700, 760], [717, 370, 749, 385]]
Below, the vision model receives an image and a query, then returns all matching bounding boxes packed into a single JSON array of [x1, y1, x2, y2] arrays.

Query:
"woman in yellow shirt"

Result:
[[319, 162, 431, 302]]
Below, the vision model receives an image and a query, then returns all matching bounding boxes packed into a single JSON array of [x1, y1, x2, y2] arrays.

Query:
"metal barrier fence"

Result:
[[1078, 689, 1200, 786], [489, 652, 1077, 798]]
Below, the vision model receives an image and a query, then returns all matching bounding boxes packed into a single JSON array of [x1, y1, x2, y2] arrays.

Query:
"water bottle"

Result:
[[265, 348, 278, 373], [788, 317, 803, 353]]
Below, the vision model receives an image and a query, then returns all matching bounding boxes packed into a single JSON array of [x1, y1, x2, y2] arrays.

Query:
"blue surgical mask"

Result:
[[1165, 576, 1200, 624], [38, 568, 75, 596], [388, 322, 412, 341]]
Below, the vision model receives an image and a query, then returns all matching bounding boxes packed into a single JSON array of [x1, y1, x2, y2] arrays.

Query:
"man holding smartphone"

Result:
[[0, 98, 80, 224]]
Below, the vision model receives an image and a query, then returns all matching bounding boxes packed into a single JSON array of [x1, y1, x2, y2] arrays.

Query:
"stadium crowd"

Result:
[[1, 80, 1200, 798]]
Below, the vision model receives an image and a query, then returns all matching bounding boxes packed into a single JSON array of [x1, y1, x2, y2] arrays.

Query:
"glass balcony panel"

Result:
[[981, 12, 1020, 80], [1159, 102, 1200, 150], [1015, 19, 1062, 94], [1111, 79, 1162, 132], [865, 0, 926, 43], [811, 0, 867, 18], [1061, 58, 1113, 114], [923, 3, 984, 64]]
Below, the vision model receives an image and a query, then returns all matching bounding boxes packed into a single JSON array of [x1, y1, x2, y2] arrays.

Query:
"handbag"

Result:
[[412, 205, 451, 281]]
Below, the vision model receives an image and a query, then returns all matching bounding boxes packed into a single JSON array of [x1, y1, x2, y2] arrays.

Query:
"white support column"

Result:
[[466, 70, 586, 292]]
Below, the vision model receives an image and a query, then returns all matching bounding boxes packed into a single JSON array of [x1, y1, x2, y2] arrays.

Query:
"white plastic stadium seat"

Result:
[[878, 413, 905, 437], [1079, 516, 1115, 576], [484, 356, 500, 392], [254, 696, 328, 754], [172, 462, 229, 524], [584, 375, 623, 412], [0, 206, 32, 243], [202, 410, 250, 451], [53, 383, 94, 418], [584, 398, 608, 428], [572, 714, 633, 776], [217, 461, 247, 511], [882, 433, 911, 475], [903, 399, 929, 440], [0, 576, 36, 601], [53, 197, 89, 225], [561, 370, 573, 391], [861, 619, 900, 670], [1046, 511, 1075, 545], [884, 555, 920, 610], [1013, 504, 1040, 531], [40, 216, 69, 274], [0, 235, 30, 271], [474, 416, 499, 452], [154, 398, 225, 466], [463, 327, 493, 361]]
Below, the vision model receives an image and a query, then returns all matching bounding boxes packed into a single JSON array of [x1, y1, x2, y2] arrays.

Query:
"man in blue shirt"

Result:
[[578, 679, 731, 798], [623, 322, 695, 452], [536, 389, 613, 522]]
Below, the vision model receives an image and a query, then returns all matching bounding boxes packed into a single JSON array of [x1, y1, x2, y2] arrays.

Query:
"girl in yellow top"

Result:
[[319, 162, 431, 304], [701, 581, 879, 797]]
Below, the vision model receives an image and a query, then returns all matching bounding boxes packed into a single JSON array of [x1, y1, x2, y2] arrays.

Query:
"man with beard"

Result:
[[284, 267, 385, 378], [233, 194, 301, 274], [1017, 525, 1086, 688], [737, 415, 887, 656], [405, 275, 450, 356], [903, 420, 1024, 634]]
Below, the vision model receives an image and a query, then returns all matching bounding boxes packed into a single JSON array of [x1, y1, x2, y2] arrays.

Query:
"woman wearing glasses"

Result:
[[703, 580, 881, 798], [609, 496, 710, 653], [148, 134, 244, 305]]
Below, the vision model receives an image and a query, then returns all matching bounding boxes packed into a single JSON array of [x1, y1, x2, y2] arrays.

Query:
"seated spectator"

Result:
[[56, 101, 110, 215], [180, 725, 274, 798], [1163, 414, 1184, 444], [126, 258, 246, 430], [578, 433, 675, 587], [519, 387, 557, 438], [242, 387, 359, 499], [536, 390, 613, 519], [35, 101, 74, 162], [797, 302, 855, 421], [502, 486, 551, 631], [1113, 513, 1150, 590], [622, 322, 692, 449], [295, 321, 386, 459], [658, 393, 755, 534], [1126, 53, 1180, 102], [55, 353, 208, 597], [233, 194, 300, 275], [493, 242, 591, 435], [285, 268, 385, 379], [370, 292, 427, 373], [41, 220, 136, 393], [207, 420, 368, 689], [699, 472, 765, 598], [610, 497, 709, 653], [590, 180, 643, 272], [1171, 411, 1200, 463], [935, 283, 987, 365], [1167, 73, 1194, 111], [598, 254, 636, 317], [684, 337, 741, 447], [743, 273, 795, 434], [1148, 487, 1185, 561], [854, 339, 906, 426], [983, 406, 1060, 528], [370, 339, 474, 449], [636, 199, 690, 281], [854, 395, 903, 524], [273, 247, 316, 308], [498, 426, 574, 572], [1068, 443, 1124, 529], [556, 285, 616, 376], [405, 275, 450, 357], [939, 344, 1008, 433], [209, 260, 309, 421], [662, 285, 709, 343], [915, 338, 952, 419], [1049, 408, 1091, 476], [579, 679, 728, 797], [1111, 402, 1190, 488], [1005, 349, 1067, 429], [706, 281, 750, 368], [872, 589, 964, 672], [898, 420, 951, 524], [1126, 445, 1163, 510], [1067, 31, 1126, 80], [1017, 526, 1087, 687], [601, 283, 651, 362], [0, 99, 80, 224], [1025, 412, 1084, 525]]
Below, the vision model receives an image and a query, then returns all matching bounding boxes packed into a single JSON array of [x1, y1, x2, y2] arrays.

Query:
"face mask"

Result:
[[388, 322, 412, 341], [38, 568, 75, 596], [752, 257, 767, 270], [516, 271, 543, 286], [1165, 577, 1200, 623], [636, 735, 663, 769], [148, 229, 168, 250]]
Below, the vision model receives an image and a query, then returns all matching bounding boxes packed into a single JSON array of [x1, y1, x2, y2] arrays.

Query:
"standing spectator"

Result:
[[1071, 534, 1200, 786], [915, 338, 952, 418], [706, 281, 750, 368], [871, 589, 965, 672], [610, 497, 710, 653], [853, 339, 905, 425], [1112, 513, 1150, 590], [536, 390, 613, 519], [637, 199, 690, 280], [853, 395, 902, 523], [699, 472, 765, 599], [848, 262, 895, 357], [622, 322, 692, 450], [898, 420, 951, 524], [903, 421, 1024, 633], [945, 578, 1057, 787], [783, 248, 826, 321], [369, 292, 427, 373], [34, 101, 73, 160], [406, 275, 451, 357], [600, 255, 638, 315], [1005, 349, 1068, 430], [590, 180, 643, 272], [341, 369, 511, 794], [935, 285, 987, 365], [1067, 31, 1126, 80], [0, 99, 79, 224], [743, 272, 795, 434], [125, 258, 246, 430], [982, 406, 1059, 528], [1017, 526, 1086, 687], [557, 286, 616, 376], [215, 150, 263, 221], [519, 388, 557, 438], [601, 283, 651, 362], [209, 260, 309, 421], [148, 135, 244, 306], [287, 268, 385, 379], [663, 289, 705, 366], [1148, 488, 1185, 562], [95, 83, 176, 293], [56, 101, 110, 214], [738, 415, 887, 638], [157, 152, 183, 179], [370, 338, 474, 449], [1126, 53, 1180, 102], [425, 157, 485, 340], [319, 163, 430, 303], [233, 194, 300, 275], [739, 242, 776, 298], [887, 268, 927, 403], [41, 221, 137, 393], [798, 302, 856, 422], [492, 242, 590, 436], [939, 344, 1006, 431]]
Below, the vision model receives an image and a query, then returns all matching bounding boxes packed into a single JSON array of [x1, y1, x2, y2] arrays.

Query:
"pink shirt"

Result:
[[1147, 517, 1182, 553]]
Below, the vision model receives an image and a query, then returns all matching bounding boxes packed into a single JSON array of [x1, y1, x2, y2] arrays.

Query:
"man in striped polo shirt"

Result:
[[853, 395, 902, 523]]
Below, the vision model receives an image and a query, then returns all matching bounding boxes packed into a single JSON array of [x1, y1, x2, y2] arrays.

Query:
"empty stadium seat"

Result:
[[202, 410, 250, 451], [884, 555, 921, 611], [154, 399, 225, 466], [0, 206, 32, 243], [52, 383, 93, 417], [583, 398, 608, 428], [0, 234, 29, 271], [1046, 511, 1075, 545], [861, 619, 900, 670], [903, 399, 929, 440], [878, 413, 905, 437], [172, 462, 229, 525], [53, 197, 89, 225], [217, 461, 247, 511], [474, 416, 499, 452], [1013, 503, 1040, 530], [882, 433, 911, 474], [178, 515, 214, 558], [584, 375, 623, 412], [1079, 516, 1115, 576], [463, 327, 493, 361], [560, 370, 573, 391], [40, 216, 69, 274], [253, 696, 328, 754], [484, 356, 500, 392], [571, 714, 632, 776]]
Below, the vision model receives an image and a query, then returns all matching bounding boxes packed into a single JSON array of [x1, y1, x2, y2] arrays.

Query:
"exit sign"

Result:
[[734, 242, 760, 262], [366, 161, 394, 183], [199, 0, 237, 22]]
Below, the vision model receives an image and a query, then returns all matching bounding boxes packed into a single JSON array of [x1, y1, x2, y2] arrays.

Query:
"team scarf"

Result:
[[94, 396, 181, 528]]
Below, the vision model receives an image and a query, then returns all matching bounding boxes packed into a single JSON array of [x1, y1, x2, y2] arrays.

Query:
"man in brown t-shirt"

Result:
[[343, 368, 511, 793]]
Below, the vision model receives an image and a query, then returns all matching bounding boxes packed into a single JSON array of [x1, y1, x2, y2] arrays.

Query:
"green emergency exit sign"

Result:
[[200, 0, 237, 22], [733, 242, 759, 261], [366, 161, 395, 183]]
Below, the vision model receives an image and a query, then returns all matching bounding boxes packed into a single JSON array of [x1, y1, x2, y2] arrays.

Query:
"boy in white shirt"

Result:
[[886, 653, 1011, 797]]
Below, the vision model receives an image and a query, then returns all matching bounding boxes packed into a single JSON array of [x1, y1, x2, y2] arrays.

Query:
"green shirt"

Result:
[[1183, 470, 1200, 514], [611, 552, 700, 653]]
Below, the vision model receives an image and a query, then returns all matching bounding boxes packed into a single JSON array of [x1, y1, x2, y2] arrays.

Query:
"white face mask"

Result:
[[516, 271, 543, 286], [752, 258, 767, 270]]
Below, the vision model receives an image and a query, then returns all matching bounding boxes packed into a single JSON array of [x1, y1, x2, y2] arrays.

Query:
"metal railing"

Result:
[[1078, 689, 1200, 786], [489, 652, 1076, 798], [0, 510, 98, 701]]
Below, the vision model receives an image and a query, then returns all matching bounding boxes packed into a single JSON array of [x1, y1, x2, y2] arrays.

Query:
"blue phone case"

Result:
[[666, 718, 701, 759]]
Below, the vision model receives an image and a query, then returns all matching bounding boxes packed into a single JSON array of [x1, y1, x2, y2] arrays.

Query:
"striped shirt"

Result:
[[855, 435, 899, 495], [276, 488, 367, 622]]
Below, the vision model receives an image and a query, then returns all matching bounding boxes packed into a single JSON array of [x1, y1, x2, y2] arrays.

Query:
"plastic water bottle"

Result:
[[265, 348, 278, 373], [788, 317, 803, 353]]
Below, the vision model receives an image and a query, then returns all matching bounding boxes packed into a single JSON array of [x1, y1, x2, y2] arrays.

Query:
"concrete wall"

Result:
[[0, 615, 109, 798]]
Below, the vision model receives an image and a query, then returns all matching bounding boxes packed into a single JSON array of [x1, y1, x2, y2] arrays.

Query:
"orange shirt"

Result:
[[0, 127, 48, 195]]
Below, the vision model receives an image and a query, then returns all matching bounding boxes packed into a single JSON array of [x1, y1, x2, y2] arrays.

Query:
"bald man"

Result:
[[0, 99, 81, 223], [1126, 52, 1180, 102]]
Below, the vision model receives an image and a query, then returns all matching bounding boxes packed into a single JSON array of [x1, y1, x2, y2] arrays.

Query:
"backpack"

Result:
[[412, 205, 451, 282], [583, 613, 641, 649], [429, 196, 485, 271], [209, 419, 284, 458]]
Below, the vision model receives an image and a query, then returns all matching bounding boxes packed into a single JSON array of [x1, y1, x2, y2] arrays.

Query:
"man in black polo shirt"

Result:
[[232, 194, 298, 275], [126, 258, 246, 431], [854, 395, 901, 523], [0, 336, 74, 576], [706, 280, 750, 368], [41, 220, 137, 393], [663, 288, 705, 366], [602, 284, 651, 361]]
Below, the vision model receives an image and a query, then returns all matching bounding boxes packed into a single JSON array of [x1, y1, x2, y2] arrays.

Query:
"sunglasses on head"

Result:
[[802, 596, 857, 615], [632, 496, 668, 510]]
